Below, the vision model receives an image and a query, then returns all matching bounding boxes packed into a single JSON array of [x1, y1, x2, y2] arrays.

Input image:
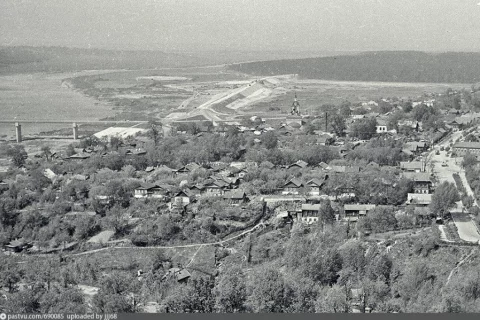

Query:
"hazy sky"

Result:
[[2, 0, 480, 52]]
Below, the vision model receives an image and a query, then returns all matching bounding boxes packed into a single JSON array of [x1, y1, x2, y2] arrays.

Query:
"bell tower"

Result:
[[291, 92, 300, 116]]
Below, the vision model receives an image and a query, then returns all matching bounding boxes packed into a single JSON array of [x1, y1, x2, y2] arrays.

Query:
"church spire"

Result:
[[291, 92, 300, 116]]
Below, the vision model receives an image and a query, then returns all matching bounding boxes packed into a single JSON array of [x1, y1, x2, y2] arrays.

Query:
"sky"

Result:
[[1, 0, 480, 53]]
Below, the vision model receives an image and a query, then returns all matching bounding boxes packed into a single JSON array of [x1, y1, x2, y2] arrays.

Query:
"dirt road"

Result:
[[429, 131, 480, 243]]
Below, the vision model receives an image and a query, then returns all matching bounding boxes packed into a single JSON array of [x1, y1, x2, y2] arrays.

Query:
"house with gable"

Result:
[[402, 172, 433, 194], [306, 176, 328, 196], [287, 160, 309, 170], [134, 183, 170, 199], [282, 178, 303, 195]]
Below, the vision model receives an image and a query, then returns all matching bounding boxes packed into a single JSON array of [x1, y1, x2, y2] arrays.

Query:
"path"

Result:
[[65, 220, 266, 258], [444, 248, 477, 288], [438, 225, 453, 242], [428, 130, 480, 243]]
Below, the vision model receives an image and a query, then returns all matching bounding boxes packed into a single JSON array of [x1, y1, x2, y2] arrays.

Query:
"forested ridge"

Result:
[[229, 51, 480, 83]]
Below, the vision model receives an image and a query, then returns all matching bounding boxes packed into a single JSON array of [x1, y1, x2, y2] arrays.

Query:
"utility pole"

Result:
[[325, 112, 328, 132]]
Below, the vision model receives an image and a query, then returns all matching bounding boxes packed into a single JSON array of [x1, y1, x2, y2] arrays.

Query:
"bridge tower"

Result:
[[15, 122, 22, 143], [72, 123, 79, 140]]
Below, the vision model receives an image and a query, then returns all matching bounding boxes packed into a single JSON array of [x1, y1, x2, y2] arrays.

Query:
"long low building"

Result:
[[452, 142, 480, 158]]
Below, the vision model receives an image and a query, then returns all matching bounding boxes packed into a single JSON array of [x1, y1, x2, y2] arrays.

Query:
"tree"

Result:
[[262, 131, 278, 149], [147, 120, 162, 146], [330, 115, 346, 137], [368, 206, 397, 233], [350, 118, 377, 140], [462, 152, 477, 169], [315, 285, 349, 313], [6, 145, 27, 168], [246, 267, 288, 312], [0, 258, 21, 293], [66, 144, 76, 157], [41, 146, 52, 162], [430, 182, 460, 218], [319, 200, 335, 228]]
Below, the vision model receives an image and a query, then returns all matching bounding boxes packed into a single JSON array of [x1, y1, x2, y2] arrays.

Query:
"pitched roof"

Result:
[[288, 160, 308, 169], [307, 178, 326, 187], [223, 190, 247, 200], [400, 161, 423, 170], [453, 142, 480, 149], [301, 204, 321, 211], [402, 172, 431, 182], [344, 204, 376, 211], [331, 165, 360, 173], [284, 178, 303, 188], [407, 193, 432, 204]]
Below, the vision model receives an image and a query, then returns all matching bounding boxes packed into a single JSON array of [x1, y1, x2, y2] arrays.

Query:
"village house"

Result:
[[223, 190, 248, 205], [69, 153, 91, 160], [402, 172, 433, 194], [452, 142, 480, 159], [203, 179, 231, 196], [375, 119, 388, 133], [282, 178, 303, 195], [299, 204, 321, 224], [288, 160, 309, 170], [306, 176, 328, 196], [0, 180, 8, 191], [229, 166, 249, 179], [399, 161, 425, 172], [330, 165, 361, 173], [404, 141, 428, 154], [398, 120, 420, 132], [188, 184, 205, 197], [134, 183, 170, 199], [175, 163, 202, 175], [406, 193, 432, 207], [63, 211, 96, 221], [4, 238, 32, 253], [171, 190, 194, 207], [343, 204, 376, 221], [162, 268, 191, 283]]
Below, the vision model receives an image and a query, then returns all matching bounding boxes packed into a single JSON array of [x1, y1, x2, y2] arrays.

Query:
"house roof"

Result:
[[414, 206, 431, 215], [136, 183, 161, 190], [318, 162, 331, 170], [402, 172, 431, 183], [288, 160, 308, 169], [7, 238, 28, 248], [307, 178, 326, 187], [344, 204, 376, 212], [175, 189, 195, 198], [284, 178, 303, 188], [400, 161, 423, 170], [65, 211, 96, 218], [453, 142, 480, 149], [70, 153, 91, 159], [204, 180, 230, 188], [223, 190, 247, 200], [331, 165, 360, 173], [301, 204, 321, 211], [407, 193, 432, 204]]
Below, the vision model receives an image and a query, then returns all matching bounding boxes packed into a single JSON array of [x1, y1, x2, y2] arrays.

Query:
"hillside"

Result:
[[229, 51, 480, 83], [0, 46, 209, 74]]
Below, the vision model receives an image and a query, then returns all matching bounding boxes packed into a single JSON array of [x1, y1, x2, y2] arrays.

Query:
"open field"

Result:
[[0, 63, 472, 141]]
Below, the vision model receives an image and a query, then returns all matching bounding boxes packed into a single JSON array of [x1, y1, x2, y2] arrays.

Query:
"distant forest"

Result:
[[0, 46, 208, 74], [229, 51, 480, 84]]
